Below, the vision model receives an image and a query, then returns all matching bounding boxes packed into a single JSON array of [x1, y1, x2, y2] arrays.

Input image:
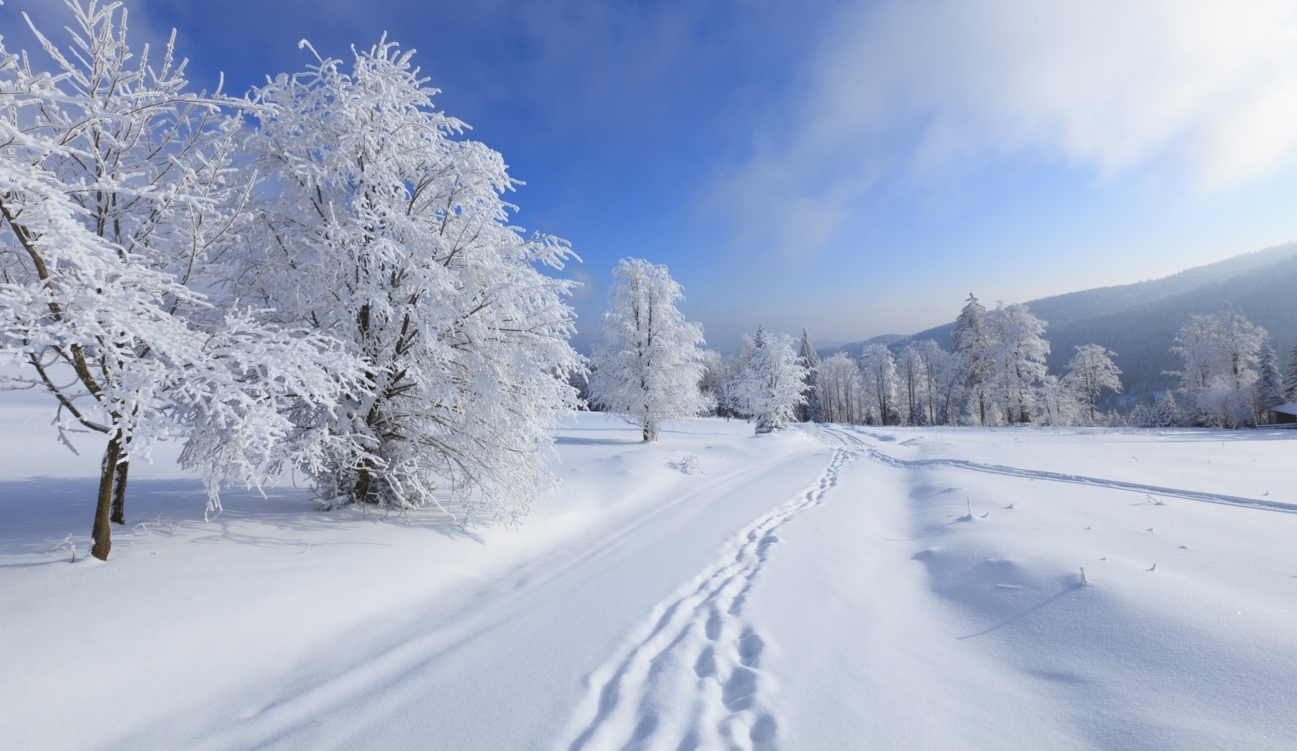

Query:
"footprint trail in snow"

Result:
[[558, 445, 861, 751]]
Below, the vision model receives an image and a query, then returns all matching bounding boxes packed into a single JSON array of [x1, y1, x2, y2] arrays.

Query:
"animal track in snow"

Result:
[[559, 446, 860, 751]]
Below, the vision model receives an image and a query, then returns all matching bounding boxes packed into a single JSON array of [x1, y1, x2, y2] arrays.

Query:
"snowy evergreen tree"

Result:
[[1063, 344, 1123, 424], [1129, 401, 1154, 428], [1254, 341, 1286, 423], [589, 258, 706, 442], [952, 294, 992, 424], [738, 324, 807, 433], [0, 3, 349, 559], [245, 38, 581, 519], [1285, 333, 1297, 402], [985, 302, 1049, 425], [798, 328, 823, 422], [859, 343, 898, 425], [1151, 391, 1182, 427]]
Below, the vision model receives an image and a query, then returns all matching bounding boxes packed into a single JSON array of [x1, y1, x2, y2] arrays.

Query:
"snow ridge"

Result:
[[558, 443, 860, 751], [851, 433, 1297, 514]]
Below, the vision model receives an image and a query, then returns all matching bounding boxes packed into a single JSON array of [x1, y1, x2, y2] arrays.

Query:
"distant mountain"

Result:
[[816, 333, 907, 360], [838, 242, 1297, 408]]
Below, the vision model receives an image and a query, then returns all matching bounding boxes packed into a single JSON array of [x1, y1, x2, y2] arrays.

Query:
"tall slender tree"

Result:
[[797, 328, 823, 422], [859, 343, 898, 425], [1255, 341, 1286, 423], [1285, 333, 1297, 402], [952, 294, 992, 424]]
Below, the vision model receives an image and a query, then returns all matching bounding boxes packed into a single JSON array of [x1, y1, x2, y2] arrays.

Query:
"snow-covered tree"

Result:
[[952, 294, 992, 424], [1286, 333, 1297, 402], [738, 324, 807, 433], [1254, 341, 1286, 424], [1037, 375, 1081, 426], [1063, 344, 1123, 424], [245, 38, 581, 519], [985, 302, 1049, 424], [797, 328, 823, 422], [1171, 304, 1265, 428], [859, 343, 898, 425], [1150, 391, 1182, 427], [912, 340, 959, 426], [0, 2, 349, 560], [588, 258, 706, 441], [896, 343, 925, 425], [818, 351, 862, 424]]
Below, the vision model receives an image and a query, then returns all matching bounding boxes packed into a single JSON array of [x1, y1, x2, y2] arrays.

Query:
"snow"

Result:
[[4, 409, 1297, 749]]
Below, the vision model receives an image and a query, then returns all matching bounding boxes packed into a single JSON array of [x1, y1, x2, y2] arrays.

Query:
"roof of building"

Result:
[[1270, 402, 1297, 416]]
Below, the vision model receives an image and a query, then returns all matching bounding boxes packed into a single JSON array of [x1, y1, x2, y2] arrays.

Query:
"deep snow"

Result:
[[2, 409, 1297, 750]]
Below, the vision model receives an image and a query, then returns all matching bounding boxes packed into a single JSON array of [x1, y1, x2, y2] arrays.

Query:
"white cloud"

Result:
[[717, 0, 1297, 257]]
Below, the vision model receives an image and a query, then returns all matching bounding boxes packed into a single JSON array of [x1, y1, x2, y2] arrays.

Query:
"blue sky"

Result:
[[6, 0, 1297, 352]]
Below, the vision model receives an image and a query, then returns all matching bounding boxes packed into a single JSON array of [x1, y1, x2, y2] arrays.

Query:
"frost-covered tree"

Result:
[[1254, 341, 1286, 423], [588, 258, 706, 442], [985, 302, 1049, 425], [896, 343, 925, 425], [818, 351, 862, 424], [1171, 304, 1265, 428], [1063, 344, 1122, 424], [0, 2, 347, 560], [952, 293, 992, 424], [1151, 391, 1182, 427], [1285, 333, 1297, 403], [1037, 375, 1081, 426], [913, 340, 959, 426], [859, 343, 898, 425], [738, 324, 807, 433], [797, 328, 822, 422], [245, 38, 581, 519]]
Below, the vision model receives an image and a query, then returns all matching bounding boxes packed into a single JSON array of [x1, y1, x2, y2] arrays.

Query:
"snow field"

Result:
[[3, 412, 1297, 749]]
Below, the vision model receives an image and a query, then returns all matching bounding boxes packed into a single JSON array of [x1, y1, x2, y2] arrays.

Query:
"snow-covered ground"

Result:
[[3, 409, 1297, 750]]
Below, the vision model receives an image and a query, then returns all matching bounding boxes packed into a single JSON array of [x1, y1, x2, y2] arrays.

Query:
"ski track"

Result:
[[559, 444, 861, 751], [839, 427, 1297, 514]]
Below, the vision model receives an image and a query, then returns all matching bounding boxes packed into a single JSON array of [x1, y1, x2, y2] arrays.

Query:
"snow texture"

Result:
[[5, 405, 1297, 750]]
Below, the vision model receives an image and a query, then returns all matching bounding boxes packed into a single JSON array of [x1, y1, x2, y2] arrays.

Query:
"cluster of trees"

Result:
[[731, 295, 1128, 429], [585, 259, 807, 438], [0, 4, 581, 557], [1156, 303, 1290, 428]]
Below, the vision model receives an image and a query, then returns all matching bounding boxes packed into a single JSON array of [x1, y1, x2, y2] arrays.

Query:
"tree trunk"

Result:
[[91, 435, 122, 561], [354, 462, 372, 504], [110, 460, 129, 525]]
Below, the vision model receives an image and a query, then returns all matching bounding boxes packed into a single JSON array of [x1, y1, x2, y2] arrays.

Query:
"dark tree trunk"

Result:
[[110, 460, 129, 525], [91, 435, 122, 561]]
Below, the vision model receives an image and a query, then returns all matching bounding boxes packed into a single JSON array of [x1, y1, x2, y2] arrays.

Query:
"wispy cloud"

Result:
[[716, 0, 1297, 260]]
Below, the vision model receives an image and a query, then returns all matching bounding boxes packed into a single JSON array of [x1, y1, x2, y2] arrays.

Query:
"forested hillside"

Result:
[[824, 243, 1297, 407]]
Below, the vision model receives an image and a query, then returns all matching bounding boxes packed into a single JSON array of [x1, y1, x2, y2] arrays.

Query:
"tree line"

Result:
[[586, 277, 1297, 439]]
